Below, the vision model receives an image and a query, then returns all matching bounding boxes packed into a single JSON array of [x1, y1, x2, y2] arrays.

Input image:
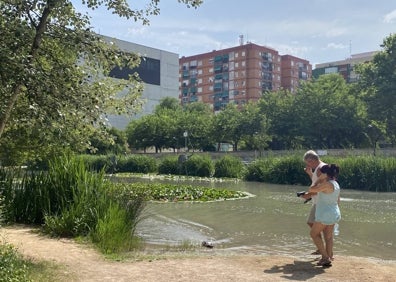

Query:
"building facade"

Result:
[[179, 43, 311, 111], [281, 55, 312, 93], [103, 36, 179, 129], [313, 51, 378, 83]]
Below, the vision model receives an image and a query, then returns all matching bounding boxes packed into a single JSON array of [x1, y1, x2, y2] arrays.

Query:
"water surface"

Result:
[[132, 178, 396, 260]]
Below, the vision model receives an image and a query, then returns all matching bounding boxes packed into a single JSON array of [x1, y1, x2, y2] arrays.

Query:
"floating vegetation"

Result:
[[109, 181, 253, 203]]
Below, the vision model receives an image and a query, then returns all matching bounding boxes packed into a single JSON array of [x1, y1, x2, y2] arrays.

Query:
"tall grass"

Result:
[[336, 156, 396, 192], [0, 154, 146, 253], [244, 155, 396, 192]]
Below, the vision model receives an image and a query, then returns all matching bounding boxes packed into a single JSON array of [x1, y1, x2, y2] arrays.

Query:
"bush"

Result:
[[244, 158, 275, 182], [0, 243, 30, 281], [184, 154, 214, 177], [117, 155, 157, 173], [80, 154, 112, 172], [158, 155, 180, 175], [268, 156, 310, 185], [214, 155, 244, 178]]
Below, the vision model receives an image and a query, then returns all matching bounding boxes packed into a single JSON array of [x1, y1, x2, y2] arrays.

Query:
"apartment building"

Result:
[[281, 55, 312, 93], [313, 51, 378, 83], [179, 42, 311, 111]]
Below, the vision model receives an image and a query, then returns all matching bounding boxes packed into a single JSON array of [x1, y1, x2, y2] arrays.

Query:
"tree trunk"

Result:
[[0, 1, 54, 138]]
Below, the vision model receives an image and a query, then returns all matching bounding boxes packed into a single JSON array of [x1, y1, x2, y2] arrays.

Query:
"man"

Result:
[[301, 150, 327, 255]]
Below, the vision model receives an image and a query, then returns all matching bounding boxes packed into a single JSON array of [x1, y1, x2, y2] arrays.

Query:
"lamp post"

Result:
[[183, 131, 188, 152]]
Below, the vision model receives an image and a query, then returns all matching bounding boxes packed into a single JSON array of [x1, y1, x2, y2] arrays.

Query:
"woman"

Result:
[[308, 164, 341, 267]]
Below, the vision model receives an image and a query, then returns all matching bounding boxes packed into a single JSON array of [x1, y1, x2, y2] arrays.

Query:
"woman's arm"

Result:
[[308, 181, 332, 193]]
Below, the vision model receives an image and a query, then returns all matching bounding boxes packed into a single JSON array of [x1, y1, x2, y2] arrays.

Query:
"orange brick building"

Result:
[[179, 42, 311, 111]]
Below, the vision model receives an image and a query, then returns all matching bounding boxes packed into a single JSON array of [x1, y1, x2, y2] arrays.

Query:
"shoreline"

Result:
[[1, 225, 396, 281]]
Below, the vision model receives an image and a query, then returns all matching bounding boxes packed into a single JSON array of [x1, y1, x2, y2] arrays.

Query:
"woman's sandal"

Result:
[[317, 257, 332, 267]]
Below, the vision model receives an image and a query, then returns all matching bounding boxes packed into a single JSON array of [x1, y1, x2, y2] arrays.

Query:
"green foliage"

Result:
[[91, 204, 137, 254], [184, 154, 215, 177], [113, 182, 247, 202], [79, 154, 113, 172], [0, 154, 146, 253], [214, 155, 245, 178], [0, 0, 203, 165], [336, 156, 396, 192], [244, 154, 396, 192], [0, 243, 30, 282], [87, 127, 129, 155], [118, 155, 157, 173], [158, 155, 180, 175], [244, 158, 278, 182], [355, 34, 396, 144]]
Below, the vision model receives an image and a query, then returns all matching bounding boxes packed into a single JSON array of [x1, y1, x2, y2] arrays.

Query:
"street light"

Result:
[[183, 131, 188, 152]]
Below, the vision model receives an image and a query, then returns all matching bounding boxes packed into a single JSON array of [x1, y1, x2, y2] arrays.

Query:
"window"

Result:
[[109, 56, 160, 85], [190, 60, 197, 68]]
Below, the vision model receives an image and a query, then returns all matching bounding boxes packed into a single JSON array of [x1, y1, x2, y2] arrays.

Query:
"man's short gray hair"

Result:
[[303, 150, 319, 161]]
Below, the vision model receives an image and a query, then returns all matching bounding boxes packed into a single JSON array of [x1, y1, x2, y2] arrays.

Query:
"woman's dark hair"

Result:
[[320, 164, 340, 179]]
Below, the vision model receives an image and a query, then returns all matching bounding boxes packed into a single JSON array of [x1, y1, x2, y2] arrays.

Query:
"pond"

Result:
[[131, 178, 396, 260]]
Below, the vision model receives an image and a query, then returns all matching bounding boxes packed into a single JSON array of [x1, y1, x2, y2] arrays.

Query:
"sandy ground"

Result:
[[1, 225, 396, 282]]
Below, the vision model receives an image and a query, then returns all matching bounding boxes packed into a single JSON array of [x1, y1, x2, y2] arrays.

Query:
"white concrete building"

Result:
[[103, 36, 179, 129]]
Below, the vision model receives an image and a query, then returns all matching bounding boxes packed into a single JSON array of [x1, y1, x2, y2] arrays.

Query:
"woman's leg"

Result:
[[323, 224, 334, 259], [310, 222, 328, 258]]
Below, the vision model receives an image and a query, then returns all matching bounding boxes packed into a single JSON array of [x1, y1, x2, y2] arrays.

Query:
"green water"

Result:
[[135, 179, 396, 260]]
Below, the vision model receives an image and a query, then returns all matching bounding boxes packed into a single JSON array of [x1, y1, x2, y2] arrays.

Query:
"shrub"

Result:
[[184, 154, 214, 177], [267, 156, 310, 185], [79, 154, 114, 173], [117, 155, 157, 173], [244, 158, 275, 182], [158, 155, 180, 175], [214, 155, 244, 178], [0, 243, 30, 281]]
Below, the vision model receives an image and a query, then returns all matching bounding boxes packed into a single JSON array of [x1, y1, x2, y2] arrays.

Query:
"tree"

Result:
[[257, 90, 299, 150], [154, 97, 182, 114], [239, 102, 270, 153], [0, 0, 202, 164], [294, 74, 367, 149], [355, 33, 396, 145], [180, 102, 213, 151]]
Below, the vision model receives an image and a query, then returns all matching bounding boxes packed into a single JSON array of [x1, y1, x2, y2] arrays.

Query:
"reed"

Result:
[[244, 155, 396, 192], [0, 154, 147, 253]]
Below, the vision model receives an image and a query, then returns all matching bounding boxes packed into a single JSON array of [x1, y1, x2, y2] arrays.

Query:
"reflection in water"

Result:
[[133, 178, 396, 260]]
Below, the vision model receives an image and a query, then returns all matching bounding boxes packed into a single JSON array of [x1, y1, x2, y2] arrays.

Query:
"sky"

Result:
[[71, 0, 396, 67]]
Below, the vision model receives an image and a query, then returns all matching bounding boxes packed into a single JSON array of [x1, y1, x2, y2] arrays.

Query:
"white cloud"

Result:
[[326, 43, 348, 50], [383, 10, 396, 23], [126, 27, 147, 36]]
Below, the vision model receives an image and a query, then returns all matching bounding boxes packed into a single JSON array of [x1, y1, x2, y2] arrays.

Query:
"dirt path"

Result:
[[1, 225, 396, 282]]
